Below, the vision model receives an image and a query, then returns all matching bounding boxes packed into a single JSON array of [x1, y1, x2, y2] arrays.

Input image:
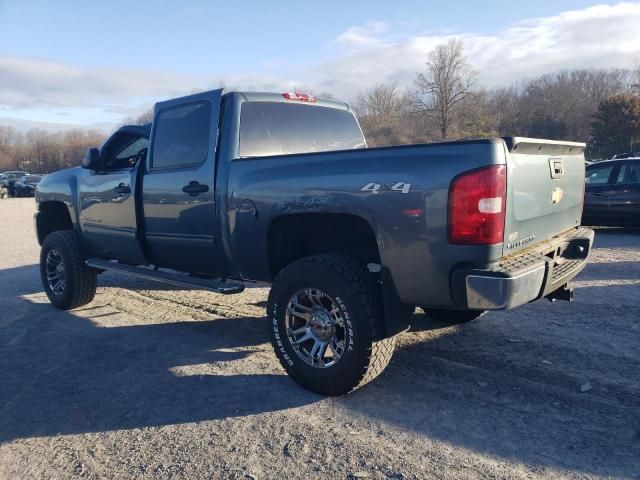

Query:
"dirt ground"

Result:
[[0, 198, 639, 480]]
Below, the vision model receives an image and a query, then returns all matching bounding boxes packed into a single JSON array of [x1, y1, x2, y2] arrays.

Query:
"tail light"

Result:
[[282, 92, 317, 103], [448, 165, 506, 245]]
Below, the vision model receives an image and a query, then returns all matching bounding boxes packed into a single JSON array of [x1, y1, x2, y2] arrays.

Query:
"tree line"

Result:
[[0, 127, 105, 174], [1, 39, 639, 174], [355, 39, 640, 159]]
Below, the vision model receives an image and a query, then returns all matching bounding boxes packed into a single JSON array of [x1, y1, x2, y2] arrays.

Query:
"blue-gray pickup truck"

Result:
[[35, 89, 594, 395]]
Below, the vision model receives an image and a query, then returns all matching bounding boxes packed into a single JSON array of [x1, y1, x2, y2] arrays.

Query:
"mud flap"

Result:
[[381, 267, 412, 338]]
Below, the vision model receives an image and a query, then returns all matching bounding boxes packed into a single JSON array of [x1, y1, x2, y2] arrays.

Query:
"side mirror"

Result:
[[82, 147, 101, 170]]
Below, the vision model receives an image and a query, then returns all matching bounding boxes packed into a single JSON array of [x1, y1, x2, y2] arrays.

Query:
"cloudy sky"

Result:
[[1, 1, 639, 131]]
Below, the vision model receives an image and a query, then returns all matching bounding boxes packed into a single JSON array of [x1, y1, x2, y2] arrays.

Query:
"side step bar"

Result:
[[85, 258, 244, 294]]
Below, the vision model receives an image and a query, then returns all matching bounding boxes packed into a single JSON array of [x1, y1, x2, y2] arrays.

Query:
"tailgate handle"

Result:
[[549, 158, 564, 179]]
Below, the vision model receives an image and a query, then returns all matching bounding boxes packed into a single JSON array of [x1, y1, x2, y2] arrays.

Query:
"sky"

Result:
[[1, 0, 639, 131]]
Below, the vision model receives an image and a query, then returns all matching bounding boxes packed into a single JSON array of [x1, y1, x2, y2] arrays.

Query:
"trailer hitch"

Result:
[[546, 284, 574, 303]]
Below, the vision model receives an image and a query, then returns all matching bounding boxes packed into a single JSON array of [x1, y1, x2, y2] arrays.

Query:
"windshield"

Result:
[[5, 172, 27, 180], [23, 175, 42, 184], [239, 102, 366, 158]]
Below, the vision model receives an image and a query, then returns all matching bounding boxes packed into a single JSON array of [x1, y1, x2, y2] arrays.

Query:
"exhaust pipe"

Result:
[[546, 284, 574, 303]]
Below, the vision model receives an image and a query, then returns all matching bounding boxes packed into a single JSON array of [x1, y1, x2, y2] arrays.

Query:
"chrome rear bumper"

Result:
[[463, 227, 594, 310]]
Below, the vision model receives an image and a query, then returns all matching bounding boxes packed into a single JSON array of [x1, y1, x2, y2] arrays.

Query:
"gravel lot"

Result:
[[1, 198, 639, 479]]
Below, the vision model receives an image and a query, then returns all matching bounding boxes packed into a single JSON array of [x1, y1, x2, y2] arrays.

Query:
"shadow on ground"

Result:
[[591, 227, 640, 248], [0, 265, 319, 443], [1, 260, 639, 477]]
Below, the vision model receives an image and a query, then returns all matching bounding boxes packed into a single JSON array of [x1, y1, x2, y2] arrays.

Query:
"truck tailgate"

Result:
[[502, 137, 586, 255]]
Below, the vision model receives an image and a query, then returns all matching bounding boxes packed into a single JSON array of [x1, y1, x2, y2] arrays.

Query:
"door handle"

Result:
[[114, 183, 131, 195], [182, 181, 209, 197], [591, 192, 606, 197]]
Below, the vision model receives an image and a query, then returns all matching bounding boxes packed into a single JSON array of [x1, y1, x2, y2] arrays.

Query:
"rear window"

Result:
[[239, 102, 366, 158]]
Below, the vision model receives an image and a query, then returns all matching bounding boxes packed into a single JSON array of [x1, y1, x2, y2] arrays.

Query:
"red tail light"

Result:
[[448, 165, 507, 245], [282, 92, 317, 103]]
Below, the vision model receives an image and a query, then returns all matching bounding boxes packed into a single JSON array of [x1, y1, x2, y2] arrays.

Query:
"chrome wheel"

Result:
[[45, 249, 65, 295], [285, 288, 347, 368]]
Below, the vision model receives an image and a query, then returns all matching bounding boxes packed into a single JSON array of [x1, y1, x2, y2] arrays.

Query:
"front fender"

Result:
[[36, 167, 81, 225]]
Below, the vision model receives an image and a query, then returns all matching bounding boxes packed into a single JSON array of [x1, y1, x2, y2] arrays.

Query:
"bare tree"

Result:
[[409, 39, 476, 140], [630, 64, 640, 95], [0, 126, 107, 173], [0, 126, 17, 170], [355, 84, 401, 128]]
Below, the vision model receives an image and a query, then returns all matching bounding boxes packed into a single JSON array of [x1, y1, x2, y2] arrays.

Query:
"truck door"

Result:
[[607, 161, 640, 226], [583, 162, 617, 225], [142, 89, 225, 274], [79, 127, 148, 265]]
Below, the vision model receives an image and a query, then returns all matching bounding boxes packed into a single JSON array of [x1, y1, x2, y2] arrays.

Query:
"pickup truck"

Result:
[[35, 89, 594, 395]]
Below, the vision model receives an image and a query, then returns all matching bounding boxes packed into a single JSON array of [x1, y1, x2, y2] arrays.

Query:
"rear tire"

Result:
[[268, 254, 395, 396], [40, 231, 97, 310], [419, 307, 485, 324]]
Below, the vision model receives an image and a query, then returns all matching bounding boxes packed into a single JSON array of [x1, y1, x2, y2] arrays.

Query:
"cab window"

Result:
[[102, 134, 149, 170]]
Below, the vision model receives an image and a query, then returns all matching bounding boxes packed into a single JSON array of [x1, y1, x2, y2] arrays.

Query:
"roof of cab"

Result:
[[116, 123, 151, 138]]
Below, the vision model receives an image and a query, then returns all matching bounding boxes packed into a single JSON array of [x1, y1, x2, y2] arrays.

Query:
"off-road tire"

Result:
[[268, 254, 396, 396], [40, 231, 97, 310], [419, 307, 485, 324]]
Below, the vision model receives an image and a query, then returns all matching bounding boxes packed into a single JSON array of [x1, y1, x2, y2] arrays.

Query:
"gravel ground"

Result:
[[1, 198, 639, 480]]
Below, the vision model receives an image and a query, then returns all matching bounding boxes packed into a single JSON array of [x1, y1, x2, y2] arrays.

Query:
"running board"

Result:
[[85, 259, 244, 294]]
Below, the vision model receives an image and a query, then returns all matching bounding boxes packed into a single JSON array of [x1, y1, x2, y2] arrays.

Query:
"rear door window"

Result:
[[613, 163, 640, 185], [239, 102, 366, 158]]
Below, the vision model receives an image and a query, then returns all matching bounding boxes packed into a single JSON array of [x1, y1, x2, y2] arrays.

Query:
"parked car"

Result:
[[34, 89, 593, 396], [582, 158, 640, 227], [14, 174, 45, 197], [0, 171, 29, 198]]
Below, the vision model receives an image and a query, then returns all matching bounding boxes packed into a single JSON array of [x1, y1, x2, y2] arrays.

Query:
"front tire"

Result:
[[268, 254, 395, 396], [40, 231, 97, 310]]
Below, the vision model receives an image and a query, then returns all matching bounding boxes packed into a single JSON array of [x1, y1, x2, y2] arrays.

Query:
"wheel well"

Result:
[[36, 201, 73, 245], [267, 213, 380, 280]]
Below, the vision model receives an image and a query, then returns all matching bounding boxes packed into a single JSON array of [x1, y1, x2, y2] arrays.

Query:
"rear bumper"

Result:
[[454, 227, 594, 310]]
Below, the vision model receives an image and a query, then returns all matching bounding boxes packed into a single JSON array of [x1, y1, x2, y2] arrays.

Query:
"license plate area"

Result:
[[543, 234, 591, 293]]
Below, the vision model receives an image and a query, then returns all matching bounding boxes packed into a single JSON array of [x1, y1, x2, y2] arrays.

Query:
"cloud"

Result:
[[311, 3, 640, 97], [0, 56, 200, 113], [334, 22, 390, 50], [0, 55, 305, 113], [1, 2, 640, 127]]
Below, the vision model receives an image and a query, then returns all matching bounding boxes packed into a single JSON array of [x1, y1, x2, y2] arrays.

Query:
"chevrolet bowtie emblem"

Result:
[[551, 187, 564, 204]]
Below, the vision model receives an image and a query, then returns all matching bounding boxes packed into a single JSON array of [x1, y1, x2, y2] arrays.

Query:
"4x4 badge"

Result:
[[360, 182, 411, 194]]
